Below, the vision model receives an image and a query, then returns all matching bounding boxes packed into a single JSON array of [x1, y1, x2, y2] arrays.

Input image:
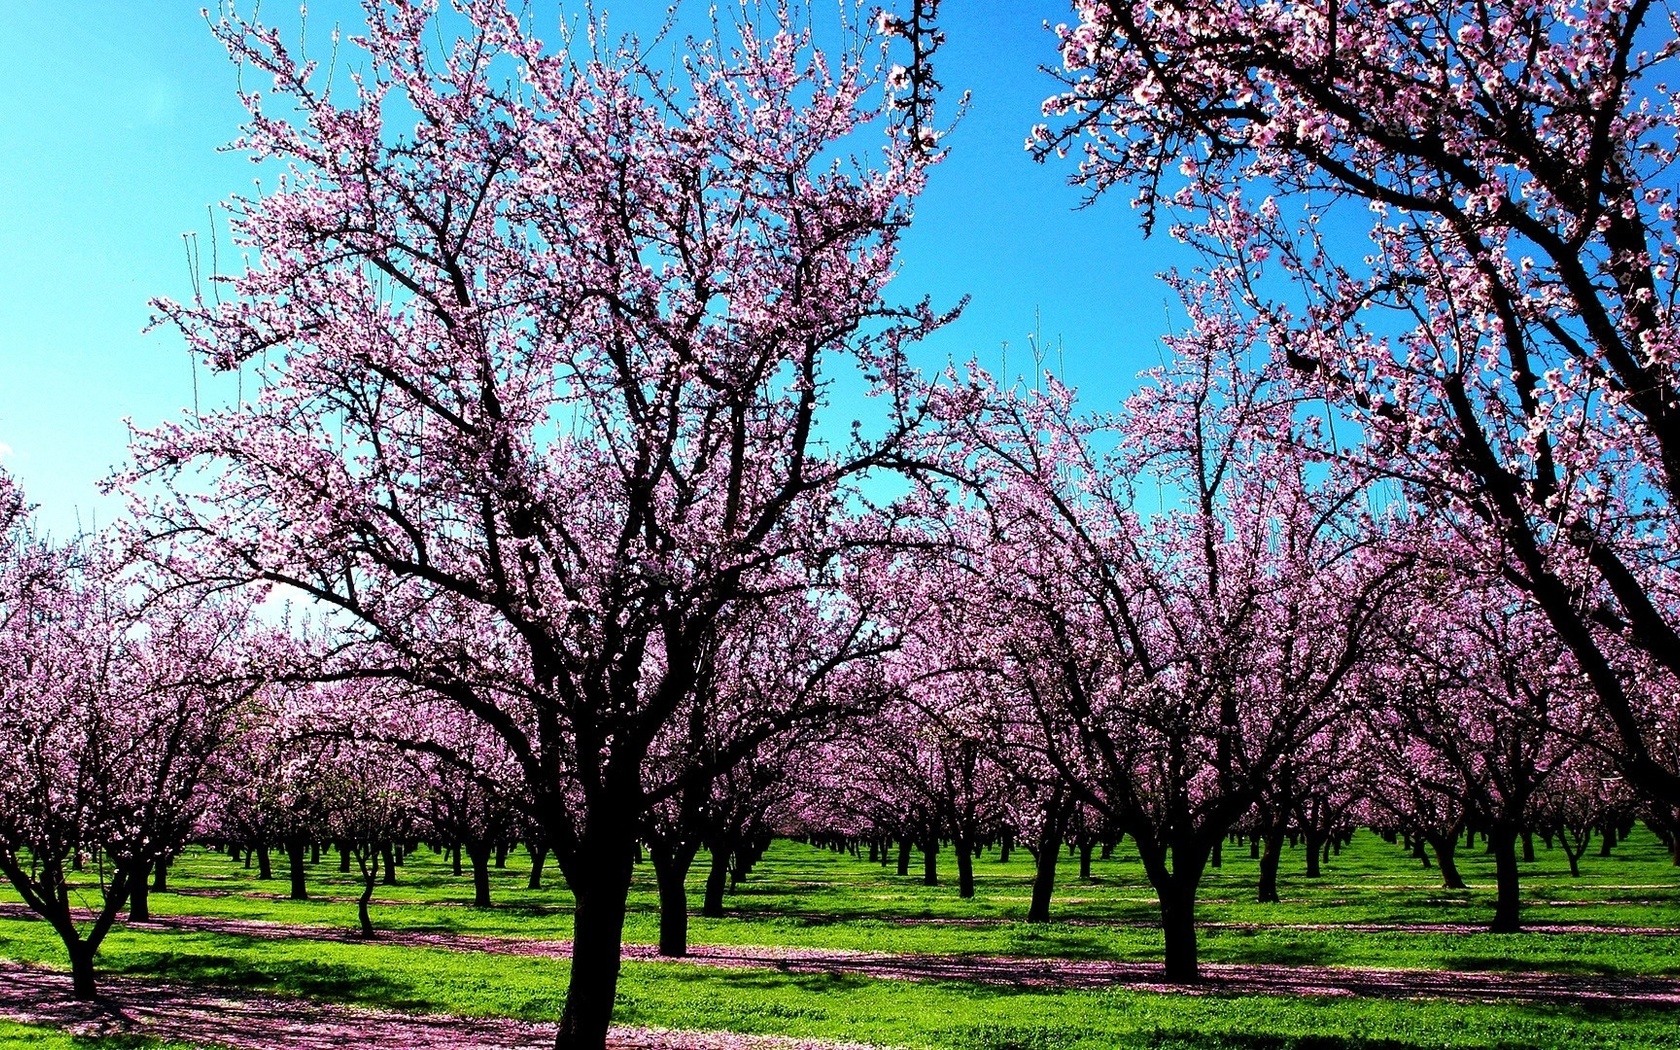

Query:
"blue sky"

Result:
[[0, 1, 1192, 534]]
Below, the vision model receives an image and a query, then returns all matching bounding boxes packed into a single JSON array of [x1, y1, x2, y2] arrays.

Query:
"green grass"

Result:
[[0, 1020, 192, 1049], [2, 828, 1678, 1049]]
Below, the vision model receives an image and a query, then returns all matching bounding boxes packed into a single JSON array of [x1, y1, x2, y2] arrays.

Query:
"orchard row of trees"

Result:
[[3, 0, 1678, 1047]]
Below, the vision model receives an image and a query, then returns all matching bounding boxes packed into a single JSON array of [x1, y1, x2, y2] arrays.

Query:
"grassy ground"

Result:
[[1, 829, 1677, 1049], [0, 1020, 181, 1049]]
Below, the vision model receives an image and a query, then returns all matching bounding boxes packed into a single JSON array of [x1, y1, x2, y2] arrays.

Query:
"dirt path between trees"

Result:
[[0, 960, 881, 1050], [6, 903, 1679, 1008]]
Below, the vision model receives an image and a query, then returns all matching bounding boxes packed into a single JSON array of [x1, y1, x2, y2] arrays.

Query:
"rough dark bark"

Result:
[[357, 847, 380, 938], [127, 868, 151, 923], [152, 856, 169, 893], [381, 842, 398, 885], [467, 840, 493, 908], [256, 843, 272, 880], [1303, 829, 1324, 878], [286, 837, 308, 900], [68, 940, 99, 1000], [1256, 825, 1286, 903], [954, 837, 975, 899], [921, 839, 938, 886], [527, 841, 548, 890], [702, 845, 730, 918], [1490, 827, 1523, 932], [1078, 839, 1094, 880], [1428, 832, 1468, 890], [1160, 884, 1199, 982], [651, 846, 697, 956], [895, 837, 911, 877], [553, 843, 636, 1050]]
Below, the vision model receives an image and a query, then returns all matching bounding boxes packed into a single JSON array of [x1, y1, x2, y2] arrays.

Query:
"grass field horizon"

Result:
[[3, 826, 1678, 1049]]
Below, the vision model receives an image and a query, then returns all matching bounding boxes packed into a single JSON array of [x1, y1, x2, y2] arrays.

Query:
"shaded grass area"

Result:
[[1, 829, 1678, 1048], [0, 1019, 191, 1049], [10, 829, 1674, 976], [1, 918, 1679, 1050]]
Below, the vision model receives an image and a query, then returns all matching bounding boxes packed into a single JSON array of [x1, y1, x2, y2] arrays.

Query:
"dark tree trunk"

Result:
[[256, 843, 272, 880], [954, 837, 975, 899], [1028, 841, 1060, 924], [998, 828, 1012, 864], [466, 840, 493, 908], [921, 840, 938, 886], [651, 846, 697, 957], [127, 868, 151, 922], [554, 846, 635, 1050], [1256, 825, 1286, 903], [1160, 885, 1199, 982], [527, 841, 549, 890], [68, 940, 98, 1000], [357, 847, 380, 938], [702, 845, 730, 918], [287, 837, 308, 900], [452, 842, 463, 876], [1429, 833, 1467, 890], [1209, 838, 1222, 868], [338, 843, 350, 873], [1490, 827, 1522, 932], [1078, 839, 1094, 880], [152, 856, 169, 893], [1303, 830, 1323, 878], [381, 842, 398, 885], [495, 841, 508, 868], [1521, 830, 1536, 862], [896, 838, 911, 877], [1249, 834, 1261, 859]]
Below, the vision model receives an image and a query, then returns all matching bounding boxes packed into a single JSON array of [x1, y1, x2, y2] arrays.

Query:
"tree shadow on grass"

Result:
[[115, 942, 427, 1014]]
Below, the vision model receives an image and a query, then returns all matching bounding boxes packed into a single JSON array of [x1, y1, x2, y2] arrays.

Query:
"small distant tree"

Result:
[[0, 482, 260, 997]]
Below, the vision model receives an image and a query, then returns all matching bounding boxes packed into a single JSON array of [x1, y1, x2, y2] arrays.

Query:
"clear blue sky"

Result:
[[0, 1, 1192, 534]]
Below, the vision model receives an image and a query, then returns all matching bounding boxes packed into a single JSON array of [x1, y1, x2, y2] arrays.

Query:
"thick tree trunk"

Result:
[[895, 838, 911, 877], [1489, 827, 1522, 932], [68, 940, 98, 1000], [256, 843, 272, 880], [128, 869, 151, 922], [998, 828, 1012, 864], [381, 842, 398, 885], [467, 840, 493, 908], [358, 849, 379, 938], [702, 845, 730, 918], [527, 841, 549, 890], [954, 838, 975, 899], [1429, 833, 1467, 890], [1028, 842, 1060, 923], [338, 843, 351, 873], [1256, 826, 1285, 904], [287, 837, 308, 900], [921, 840, 938, 886], [652, 847, 696, 956], [1303, 830, 1323, 878], [152, 856, 169, 893], [554, 851, 635, 1050], [1521, 830, 1536, 862], [1160, 884, 1199, 982]]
